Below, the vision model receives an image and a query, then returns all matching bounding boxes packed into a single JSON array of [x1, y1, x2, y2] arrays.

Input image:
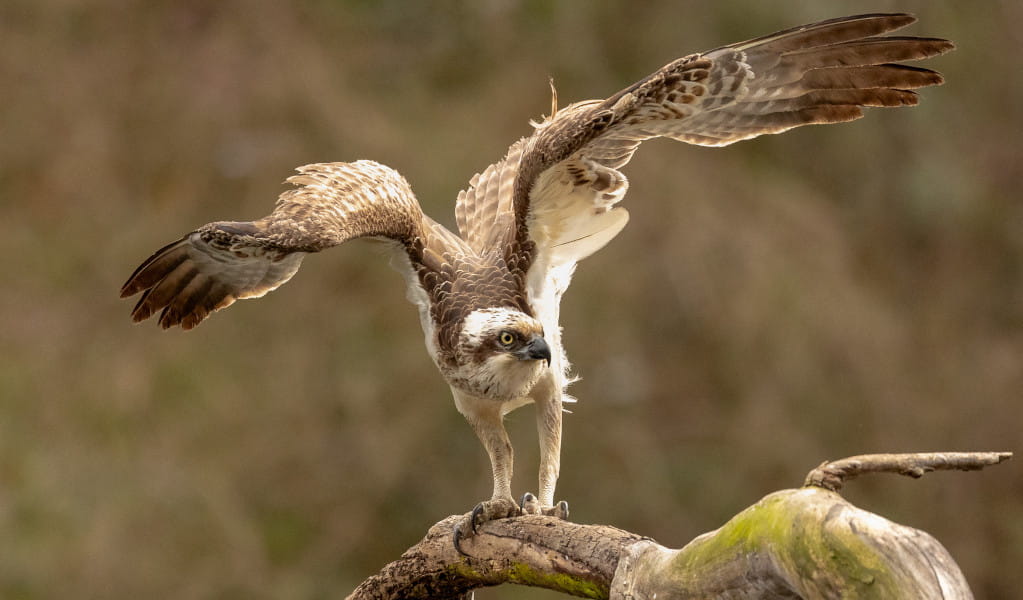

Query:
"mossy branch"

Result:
[[347, 451, 1011, 599]]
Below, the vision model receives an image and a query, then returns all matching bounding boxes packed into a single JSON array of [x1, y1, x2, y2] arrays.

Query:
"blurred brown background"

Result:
[[2, 1, 1020, 598]]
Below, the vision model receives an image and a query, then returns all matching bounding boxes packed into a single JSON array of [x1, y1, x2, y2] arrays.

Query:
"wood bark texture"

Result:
[[347, 452, 1011, 600]]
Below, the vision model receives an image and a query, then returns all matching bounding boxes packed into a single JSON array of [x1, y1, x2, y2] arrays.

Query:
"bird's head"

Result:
[[448, 307, 552, 401]]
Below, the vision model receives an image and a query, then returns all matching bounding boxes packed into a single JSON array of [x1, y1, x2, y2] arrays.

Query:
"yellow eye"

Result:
[[499, 331, 515, 346]]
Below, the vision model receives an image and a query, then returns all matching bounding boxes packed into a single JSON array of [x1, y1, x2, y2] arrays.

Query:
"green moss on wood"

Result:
[[506, 562, 606, 598], [446, 561, 606, 598], [669, 488, 902, 598]]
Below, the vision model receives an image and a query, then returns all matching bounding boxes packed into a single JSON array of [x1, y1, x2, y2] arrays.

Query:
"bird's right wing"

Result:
[[452, 13, 952, 383], [121, 160, 455, 329], [512, 12, 952, 285]]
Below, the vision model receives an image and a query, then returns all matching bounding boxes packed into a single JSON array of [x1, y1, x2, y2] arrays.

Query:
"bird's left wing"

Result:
[[516, 12, 952, 269], [122, 160, 453, 329], [455, 13, 952, 375]]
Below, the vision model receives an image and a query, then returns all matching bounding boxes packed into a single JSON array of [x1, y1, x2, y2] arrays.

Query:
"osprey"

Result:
[[121, 14, 951, 542]]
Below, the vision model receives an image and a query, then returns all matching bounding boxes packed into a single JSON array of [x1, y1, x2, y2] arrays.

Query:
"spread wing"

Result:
[[121, 160, 455, 329], [454, 12, 952, 377]]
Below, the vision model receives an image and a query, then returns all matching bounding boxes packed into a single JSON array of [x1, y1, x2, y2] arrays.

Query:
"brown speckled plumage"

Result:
[[121, 14, 952, 521]]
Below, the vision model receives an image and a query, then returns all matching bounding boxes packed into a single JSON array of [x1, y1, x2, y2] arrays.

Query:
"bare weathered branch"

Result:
[[803, 451, 1012, 491], [347, 516, 645, 599]]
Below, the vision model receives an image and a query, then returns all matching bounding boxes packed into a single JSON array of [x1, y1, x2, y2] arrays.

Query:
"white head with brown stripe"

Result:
[[440, 307, 551, 403]]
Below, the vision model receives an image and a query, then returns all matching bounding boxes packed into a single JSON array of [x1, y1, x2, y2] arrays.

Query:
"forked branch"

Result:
[[348, 451, 1011, 599]]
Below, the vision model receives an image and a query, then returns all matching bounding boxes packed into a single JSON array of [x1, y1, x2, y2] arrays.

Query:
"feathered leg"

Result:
[[452, 399, 521, 551], [522, 382, 569, 519]]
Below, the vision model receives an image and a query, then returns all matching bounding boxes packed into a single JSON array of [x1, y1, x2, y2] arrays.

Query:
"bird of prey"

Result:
[[121, 14, 951, 543]]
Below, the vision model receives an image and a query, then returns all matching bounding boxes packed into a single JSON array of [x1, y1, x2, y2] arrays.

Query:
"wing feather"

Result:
[[496, 12, 952, 282], [448, 14, 951, 374], [456, 140, 525, 251], [122, 160, 451, 329]]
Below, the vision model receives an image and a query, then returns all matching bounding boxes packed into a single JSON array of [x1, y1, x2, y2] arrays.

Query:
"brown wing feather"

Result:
[[715, 12, 919, 55], [455, 139, 526, 252], [490, 12, 952, 283], [122, 160, 452, 329]]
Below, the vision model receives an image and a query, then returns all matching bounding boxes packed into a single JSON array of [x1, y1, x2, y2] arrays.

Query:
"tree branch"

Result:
[[347, 452, 1011, 599], [348, 516, 645, 599], [803, 451, 1012, 491]]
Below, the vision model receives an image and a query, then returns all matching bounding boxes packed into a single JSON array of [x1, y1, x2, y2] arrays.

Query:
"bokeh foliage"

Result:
[[1, 1, 1020, 598]]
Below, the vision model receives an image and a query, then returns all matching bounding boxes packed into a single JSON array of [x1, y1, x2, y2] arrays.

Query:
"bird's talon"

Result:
[[453, 497, 521, 552], [517, 492, 569, 519], [520, 492, 539, 515], [452, 521, 470, 556], [469, 502, 486, 534]]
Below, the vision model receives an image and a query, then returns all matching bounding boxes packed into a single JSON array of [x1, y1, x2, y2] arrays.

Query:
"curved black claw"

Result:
[[452, 497, 521, 555], [452, 507, 479, 557]]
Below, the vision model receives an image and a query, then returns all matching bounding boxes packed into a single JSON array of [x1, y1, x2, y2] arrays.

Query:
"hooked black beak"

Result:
[[518, 334, 551, 366]]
